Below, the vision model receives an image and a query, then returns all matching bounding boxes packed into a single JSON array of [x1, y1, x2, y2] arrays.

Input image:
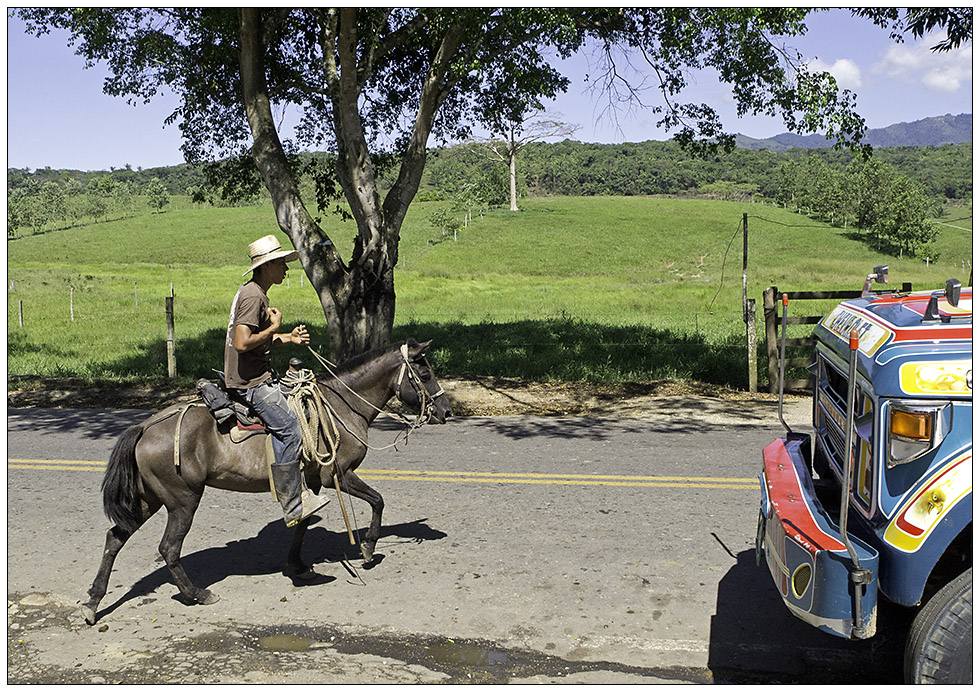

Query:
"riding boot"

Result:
[[270, 462, 329, 528]]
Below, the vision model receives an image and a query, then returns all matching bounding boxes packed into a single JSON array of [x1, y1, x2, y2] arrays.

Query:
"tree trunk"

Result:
[[509, 147, 518, 211], [508, 128, 519, 211], [238, 8, 392, 363], [238, 9, 465, 362]]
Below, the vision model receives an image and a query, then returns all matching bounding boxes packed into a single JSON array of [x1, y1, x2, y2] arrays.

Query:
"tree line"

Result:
[[774, 156, 942, 258], [416, 140, 969, 259], [419, 140, 972, 203], [6, 174, 173, 236], [7, 162, 206, 194], [8, 140, 971, 252]]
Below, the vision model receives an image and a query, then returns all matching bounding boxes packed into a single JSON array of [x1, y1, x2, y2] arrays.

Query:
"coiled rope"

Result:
[[280, 368, 341, 471], [278, 344, 441, 470]]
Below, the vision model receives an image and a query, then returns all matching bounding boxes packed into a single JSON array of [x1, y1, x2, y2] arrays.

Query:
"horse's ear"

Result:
[[408, 339, 432, 359]]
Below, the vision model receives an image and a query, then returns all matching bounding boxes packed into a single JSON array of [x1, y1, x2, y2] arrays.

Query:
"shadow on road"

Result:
[[466, 415, 736, 440], [707, 549, 913, 683], [90, 516, 446, 621], [7, 408, 147, 442]]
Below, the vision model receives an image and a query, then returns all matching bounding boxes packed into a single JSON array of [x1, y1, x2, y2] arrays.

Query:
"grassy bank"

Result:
[[7, 196, 972, 390]]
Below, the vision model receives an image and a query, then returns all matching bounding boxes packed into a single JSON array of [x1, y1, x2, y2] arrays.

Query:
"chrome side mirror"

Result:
[[862, 265, 889, 296]]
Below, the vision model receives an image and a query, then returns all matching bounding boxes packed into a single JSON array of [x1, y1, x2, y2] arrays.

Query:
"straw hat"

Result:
[[243, 234, 299, 276]]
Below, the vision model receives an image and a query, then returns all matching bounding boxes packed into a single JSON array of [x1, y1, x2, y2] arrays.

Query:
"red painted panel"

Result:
[[764, 439, 846, 553]]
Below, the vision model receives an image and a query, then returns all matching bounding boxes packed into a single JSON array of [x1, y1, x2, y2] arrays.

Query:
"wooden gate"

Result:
[[762, 284, 911, 393]]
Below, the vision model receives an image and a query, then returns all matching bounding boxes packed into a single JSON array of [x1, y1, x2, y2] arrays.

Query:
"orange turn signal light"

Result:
[[891, 409, 932, 440]]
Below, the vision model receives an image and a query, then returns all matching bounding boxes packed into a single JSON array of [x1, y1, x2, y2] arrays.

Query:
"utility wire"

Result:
[[705, 220, 743, 314]]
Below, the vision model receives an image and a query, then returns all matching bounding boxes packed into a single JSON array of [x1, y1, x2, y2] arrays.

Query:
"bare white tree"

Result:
[[483, 113, 578, 211]]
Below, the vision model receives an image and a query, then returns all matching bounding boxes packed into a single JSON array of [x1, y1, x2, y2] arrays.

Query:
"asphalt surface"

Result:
[[7, 404, 912, 684]]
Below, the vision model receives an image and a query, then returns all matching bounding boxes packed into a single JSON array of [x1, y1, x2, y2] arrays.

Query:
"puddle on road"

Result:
[[425, 641, 508, 668], [245, 625, 707, 684], [256, 634, 315, 652]]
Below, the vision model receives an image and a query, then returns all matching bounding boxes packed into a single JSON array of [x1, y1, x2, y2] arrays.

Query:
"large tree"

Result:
[[17, 8, 971, 360]]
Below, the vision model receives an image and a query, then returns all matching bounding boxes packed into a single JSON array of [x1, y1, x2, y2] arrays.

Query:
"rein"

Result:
[[281, 344, 445, 468]]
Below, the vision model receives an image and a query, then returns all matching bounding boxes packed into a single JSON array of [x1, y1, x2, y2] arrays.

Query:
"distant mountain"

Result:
[[736, 113, 972, 151]]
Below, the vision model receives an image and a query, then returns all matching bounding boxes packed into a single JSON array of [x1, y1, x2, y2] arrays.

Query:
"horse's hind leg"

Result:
[[159, 498, 219, 606], [339, 471, 384, 564], [80, 525, 133, 625]]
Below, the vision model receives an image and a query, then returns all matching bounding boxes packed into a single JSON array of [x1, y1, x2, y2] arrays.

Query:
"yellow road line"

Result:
[[9, 459, 106, 472], [8, 459, 757, 489], [359, 468, 756, 483], [360, 474, 755, 489]]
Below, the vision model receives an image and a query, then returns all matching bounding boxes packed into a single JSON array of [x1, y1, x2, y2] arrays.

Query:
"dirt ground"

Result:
[[6, 375, 811, 426]]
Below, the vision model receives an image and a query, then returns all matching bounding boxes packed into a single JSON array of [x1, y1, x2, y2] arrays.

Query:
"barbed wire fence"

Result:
[[8, 212, 972, 389]]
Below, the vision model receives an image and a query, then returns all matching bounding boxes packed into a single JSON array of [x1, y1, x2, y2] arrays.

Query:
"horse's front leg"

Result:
[[338, 471, 384, 564], [285, 518, 317, 579]]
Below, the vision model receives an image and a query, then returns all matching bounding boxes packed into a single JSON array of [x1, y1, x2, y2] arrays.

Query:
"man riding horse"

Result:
[[224, 234, 329, 527]]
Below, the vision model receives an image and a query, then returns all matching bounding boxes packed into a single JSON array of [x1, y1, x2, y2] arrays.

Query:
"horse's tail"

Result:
[[102, 423, 145, 534]]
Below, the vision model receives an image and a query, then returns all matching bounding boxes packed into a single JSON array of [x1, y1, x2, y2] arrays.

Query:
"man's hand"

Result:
[[267, 307, 283, 331], [291, 324, 310, 346]]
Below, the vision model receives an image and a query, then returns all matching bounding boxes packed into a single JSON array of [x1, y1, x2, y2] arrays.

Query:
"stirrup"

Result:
[[284, 489, 330, 528]]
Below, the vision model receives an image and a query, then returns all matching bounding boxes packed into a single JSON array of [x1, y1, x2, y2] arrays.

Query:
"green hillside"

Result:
[[7, 197, 972, 388]]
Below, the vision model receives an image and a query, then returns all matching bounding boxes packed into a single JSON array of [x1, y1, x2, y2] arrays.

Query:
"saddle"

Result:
[[195, 377, 267, 442], [195, 362, 309, 443]]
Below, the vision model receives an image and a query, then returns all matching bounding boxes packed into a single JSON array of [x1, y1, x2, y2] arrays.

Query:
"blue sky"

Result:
[[5, 9, 973, 172]]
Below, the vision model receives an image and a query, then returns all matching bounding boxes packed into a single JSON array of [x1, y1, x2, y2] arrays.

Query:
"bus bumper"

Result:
[[756, 434, 879, 639]]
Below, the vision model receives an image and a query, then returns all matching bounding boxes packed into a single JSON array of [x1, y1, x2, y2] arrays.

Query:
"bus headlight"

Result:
[[888, 403, 949, 467]]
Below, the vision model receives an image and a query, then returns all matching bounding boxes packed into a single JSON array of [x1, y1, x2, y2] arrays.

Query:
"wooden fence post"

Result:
[[763, 286, 778, 393], [19, 300, 24, 328], [70, 288, 75, 322], [741, 213, 748, 322], [746, 298, 757, 393], [166, 296, 177, 379]]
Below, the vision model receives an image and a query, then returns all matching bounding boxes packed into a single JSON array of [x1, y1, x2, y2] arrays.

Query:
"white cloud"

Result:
[[809, 58, 863, 90], [873, 31, 972, 93]]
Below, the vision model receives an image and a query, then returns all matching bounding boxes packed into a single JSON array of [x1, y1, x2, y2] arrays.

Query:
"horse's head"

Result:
[[396, 340, 452, 424]]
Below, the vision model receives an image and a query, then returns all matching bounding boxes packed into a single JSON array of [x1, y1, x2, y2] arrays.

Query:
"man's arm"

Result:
[[233, 310, 309, 353], [272, 324, 309, 347]]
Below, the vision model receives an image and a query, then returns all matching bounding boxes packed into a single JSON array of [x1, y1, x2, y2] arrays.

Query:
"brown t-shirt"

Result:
[[223, 281, 273, 390]]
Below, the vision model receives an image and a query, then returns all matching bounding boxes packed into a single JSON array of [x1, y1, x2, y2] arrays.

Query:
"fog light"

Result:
[[792, 564, 812, 599]]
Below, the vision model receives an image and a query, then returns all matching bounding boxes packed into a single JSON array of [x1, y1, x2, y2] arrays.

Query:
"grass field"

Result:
[[6, 196, 973, 390]]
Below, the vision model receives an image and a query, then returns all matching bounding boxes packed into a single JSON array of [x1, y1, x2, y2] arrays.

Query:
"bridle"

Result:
[[302, 343, 445, 436], [394, 343, 446, 428]]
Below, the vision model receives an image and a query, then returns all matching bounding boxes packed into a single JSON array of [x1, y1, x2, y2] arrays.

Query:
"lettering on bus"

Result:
[[821, 306, 892, 356]]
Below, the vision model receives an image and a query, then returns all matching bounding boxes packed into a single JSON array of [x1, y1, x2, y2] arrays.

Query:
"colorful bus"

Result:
[[757, 269, 972, 684]]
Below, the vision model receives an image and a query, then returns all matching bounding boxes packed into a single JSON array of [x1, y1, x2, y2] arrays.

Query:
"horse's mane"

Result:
[[317, 339, 421, 381]]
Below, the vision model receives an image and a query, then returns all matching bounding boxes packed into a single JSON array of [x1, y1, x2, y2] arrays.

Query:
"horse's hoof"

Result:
[[80, 605, 97, 626], [196, 590, 220, 606], [360, 543, 375, 563], [293, 566, 318, 581]]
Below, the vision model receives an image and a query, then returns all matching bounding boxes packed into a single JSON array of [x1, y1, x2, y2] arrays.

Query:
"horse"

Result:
[[80, 339, 452, 625]]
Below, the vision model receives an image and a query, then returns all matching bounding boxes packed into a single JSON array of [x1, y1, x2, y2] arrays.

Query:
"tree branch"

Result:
[[238, 8, 345, 276]]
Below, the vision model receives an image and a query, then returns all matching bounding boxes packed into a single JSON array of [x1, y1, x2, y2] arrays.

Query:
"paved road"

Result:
[[7, 407, 910, 684]]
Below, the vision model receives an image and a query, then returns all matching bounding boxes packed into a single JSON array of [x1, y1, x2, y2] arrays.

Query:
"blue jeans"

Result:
[[245, 380, 302, 467]]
